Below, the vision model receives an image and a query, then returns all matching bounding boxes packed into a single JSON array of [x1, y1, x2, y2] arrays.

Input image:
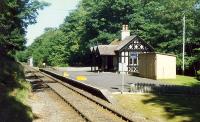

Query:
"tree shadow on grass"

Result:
[[142, 92, 200, 122], [0, 93, 33, 122], [141, 77, 200, 121]]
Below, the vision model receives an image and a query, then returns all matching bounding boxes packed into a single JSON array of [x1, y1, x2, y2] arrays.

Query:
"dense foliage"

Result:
[[0, 0, 48, 55], [0, 56, 32, 121], [0, 0, 47, 121], [17, 28, 68, 66], [197, 70, 200, 80], [17, 0, 200, 74]]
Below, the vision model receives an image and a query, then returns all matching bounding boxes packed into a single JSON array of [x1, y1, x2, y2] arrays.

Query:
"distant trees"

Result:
[[17, 28, 68, 66], [17, 0, 200, 75], [0, 0, 48, 55]]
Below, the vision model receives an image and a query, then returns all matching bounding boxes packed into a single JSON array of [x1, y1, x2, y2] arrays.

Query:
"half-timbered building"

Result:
[[90, 25, 155, 73]]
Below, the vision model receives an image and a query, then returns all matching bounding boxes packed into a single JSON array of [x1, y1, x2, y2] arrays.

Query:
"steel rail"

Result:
[[25, 65, 144, 122]]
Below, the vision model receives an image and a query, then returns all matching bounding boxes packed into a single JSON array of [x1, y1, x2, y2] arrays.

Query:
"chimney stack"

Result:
[[121, 24, 130, 41], [121, 25, 130, 41]]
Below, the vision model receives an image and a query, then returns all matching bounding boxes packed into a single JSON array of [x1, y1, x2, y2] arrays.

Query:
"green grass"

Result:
[[115, 94, 200, 122], [0, 55, 33, 122], [160, 75, 200, 86]]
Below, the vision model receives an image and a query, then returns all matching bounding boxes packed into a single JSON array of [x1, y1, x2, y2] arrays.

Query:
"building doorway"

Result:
[[107, 56, 114, 71]]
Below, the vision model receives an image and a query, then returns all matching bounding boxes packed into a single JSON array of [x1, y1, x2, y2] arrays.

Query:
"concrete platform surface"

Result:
[[47, 67, 172, 93]]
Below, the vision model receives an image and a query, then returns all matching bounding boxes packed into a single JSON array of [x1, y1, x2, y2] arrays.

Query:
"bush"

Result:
[[197, 70, 200, 81]]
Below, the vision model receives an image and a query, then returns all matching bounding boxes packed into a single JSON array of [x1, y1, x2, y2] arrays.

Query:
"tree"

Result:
[[17, 28, 68, 66], [18, 0, 200, 74], [0, 0, 49, 55]]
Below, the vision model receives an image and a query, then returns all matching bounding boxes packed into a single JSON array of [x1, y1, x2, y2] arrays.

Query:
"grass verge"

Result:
[[160, 75, 200, 86], [115, 94, 200, 122], [0, 55, 33, 122]]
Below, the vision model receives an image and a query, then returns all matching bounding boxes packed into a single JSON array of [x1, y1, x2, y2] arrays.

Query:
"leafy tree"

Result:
[[0, 1, 48, 121], [17, 28, 68, 66], [0, 0, 49, 55], [18, 0, 200, 74]]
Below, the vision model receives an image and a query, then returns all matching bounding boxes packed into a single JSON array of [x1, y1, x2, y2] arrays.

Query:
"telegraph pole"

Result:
[[182, 14, 185, 75]]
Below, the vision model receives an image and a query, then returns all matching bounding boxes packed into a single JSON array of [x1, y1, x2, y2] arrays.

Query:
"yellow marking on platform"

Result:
[[63, 72, 69, 77], [76, 76, 87, 81]]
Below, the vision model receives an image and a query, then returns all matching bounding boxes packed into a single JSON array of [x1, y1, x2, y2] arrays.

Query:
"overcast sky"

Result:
[[26, 0, 80, 46]]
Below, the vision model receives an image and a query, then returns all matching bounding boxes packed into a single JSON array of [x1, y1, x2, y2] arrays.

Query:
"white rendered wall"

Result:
[[119, 51, 128, 72]]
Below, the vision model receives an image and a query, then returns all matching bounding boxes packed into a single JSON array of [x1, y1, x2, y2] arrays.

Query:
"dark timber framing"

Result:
[[117, 36, 154, 72], [91, 35, 155, 73]]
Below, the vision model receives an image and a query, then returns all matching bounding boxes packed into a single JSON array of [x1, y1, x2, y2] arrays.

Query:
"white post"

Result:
[[182, 15, 185, 75], [121, 63, 125, 94], [29, 57, 33, 67]]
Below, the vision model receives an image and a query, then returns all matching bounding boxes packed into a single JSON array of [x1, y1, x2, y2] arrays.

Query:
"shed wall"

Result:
[[138, 53, 156, 79], [156, 54, 176, 79], [138, 53, 176, 79]]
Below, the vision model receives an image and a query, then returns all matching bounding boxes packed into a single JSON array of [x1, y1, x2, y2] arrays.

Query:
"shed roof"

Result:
[[139, 52, 176, 57]]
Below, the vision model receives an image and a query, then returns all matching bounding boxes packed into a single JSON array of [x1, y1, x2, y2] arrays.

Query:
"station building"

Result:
[[90, 25, 176, 79], [90, 25, 154, 72]]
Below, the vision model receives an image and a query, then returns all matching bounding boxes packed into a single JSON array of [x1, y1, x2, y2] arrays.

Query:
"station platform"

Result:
[[46, 67, 170, 93]]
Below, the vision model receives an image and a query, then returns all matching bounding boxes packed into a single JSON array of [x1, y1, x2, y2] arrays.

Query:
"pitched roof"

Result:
[[97, 45, 118, 55], [109, 39, 121, 45], [90, 35, 154, 55], [90, 47, 94, 52], [115, 35, 136, 51]]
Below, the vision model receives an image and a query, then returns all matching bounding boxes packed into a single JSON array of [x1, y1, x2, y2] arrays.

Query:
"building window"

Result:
[[129, 58, 133, 65], [121, 52, 124, 56], [125, 52, 128, 56], [134, 58, 137, 65], [129, 52, 138, 66]]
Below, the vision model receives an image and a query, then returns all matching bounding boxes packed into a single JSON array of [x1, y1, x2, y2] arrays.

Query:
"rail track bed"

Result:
[[25, 68, 87, 122], [25, 66, 148, 122]]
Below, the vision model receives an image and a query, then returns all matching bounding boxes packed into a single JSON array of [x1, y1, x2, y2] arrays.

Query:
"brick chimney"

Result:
[[121, 25, 130, 41]]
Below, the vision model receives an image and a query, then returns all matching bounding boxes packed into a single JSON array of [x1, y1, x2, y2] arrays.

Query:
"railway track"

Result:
[[25, 67, 88, 122], [24, 65, 148, 122]]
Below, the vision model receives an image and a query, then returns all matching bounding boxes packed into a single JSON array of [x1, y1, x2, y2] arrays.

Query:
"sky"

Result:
[[26, 0, 80, 46]]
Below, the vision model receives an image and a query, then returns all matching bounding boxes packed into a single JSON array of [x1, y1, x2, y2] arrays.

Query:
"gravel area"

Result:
[[27, 89, 86, 122], [25, 70, 86, 122]]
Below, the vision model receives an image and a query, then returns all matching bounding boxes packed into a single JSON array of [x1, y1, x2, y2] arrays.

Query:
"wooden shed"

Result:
[[138, 53, 176, 79]]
